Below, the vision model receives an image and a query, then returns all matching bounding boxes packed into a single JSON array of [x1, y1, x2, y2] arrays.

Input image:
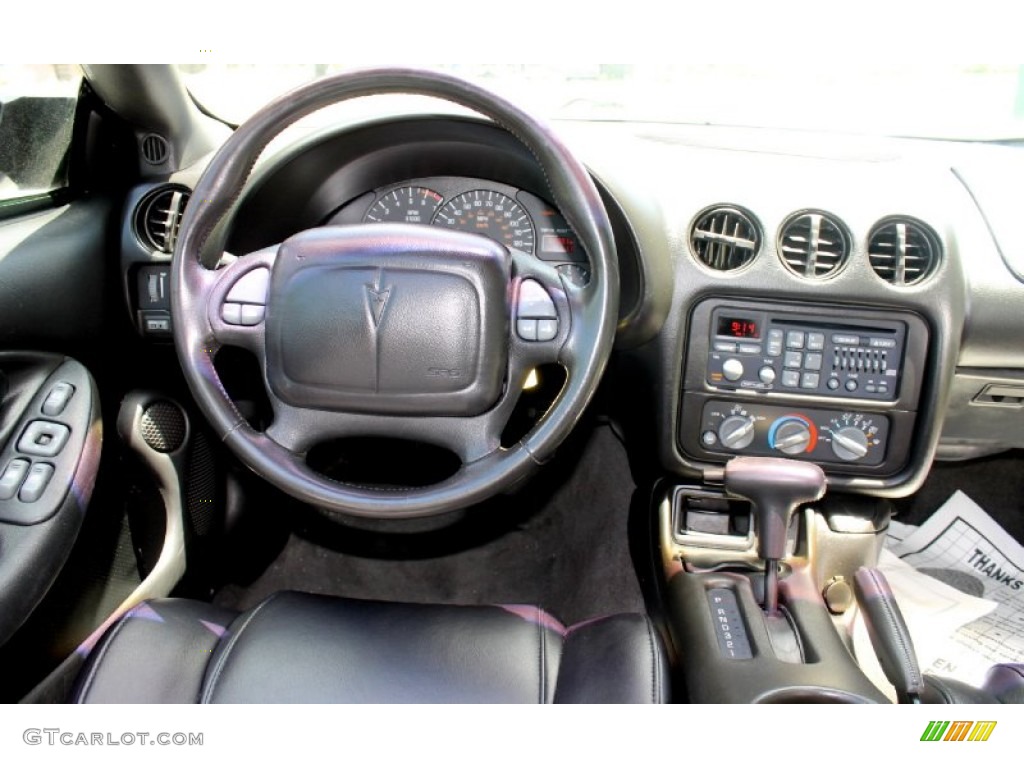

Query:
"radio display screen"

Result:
[[717, 316, 759, 339]]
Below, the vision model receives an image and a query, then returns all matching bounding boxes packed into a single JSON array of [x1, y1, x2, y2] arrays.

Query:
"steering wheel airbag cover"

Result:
[[265, 225, 509, 416]]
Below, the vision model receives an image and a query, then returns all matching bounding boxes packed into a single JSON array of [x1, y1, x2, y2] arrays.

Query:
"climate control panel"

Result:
[[698, 401, 890, 467]]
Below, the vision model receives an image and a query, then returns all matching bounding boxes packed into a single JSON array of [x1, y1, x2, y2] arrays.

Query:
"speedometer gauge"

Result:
[[433, 190, 535, 254], [364, 186, 443, 225]]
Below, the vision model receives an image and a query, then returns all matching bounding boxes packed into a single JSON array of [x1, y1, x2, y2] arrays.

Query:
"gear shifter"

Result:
[[716, 456, 826, 615]]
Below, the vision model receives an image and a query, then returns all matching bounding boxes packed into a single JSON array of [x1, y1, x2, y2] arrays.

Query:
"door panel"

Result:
[[0, 198, 111, 354]]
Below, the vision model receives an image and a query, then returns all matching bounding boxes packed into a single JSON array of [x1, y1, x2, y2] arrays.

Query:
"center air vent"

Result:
[[867, 218, 940, 286], [690, 206, 761, 271], [777, 211, 850, 279], [135, 186, 191, 254]]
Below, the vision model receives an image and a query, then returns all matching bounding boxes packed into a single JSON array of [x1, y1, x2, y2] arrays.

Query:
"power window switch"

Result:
[[18, 463, 55, 503], [42, 381, 75, 416], [17, 421, 71, 458], [0, 459, 31, 500]]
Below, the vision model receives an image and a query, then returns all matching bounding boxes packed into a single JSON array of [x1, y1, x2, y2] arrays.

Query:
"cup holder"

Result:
[[754, 686, 877, 704]]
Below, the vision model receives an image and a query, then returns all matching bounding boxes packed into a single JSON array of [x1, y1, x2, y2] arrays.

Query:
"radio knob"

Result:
[[759, 366, 776, 384], [718, 415, 756, 450], [831, 426, 869, 462], [722, 358, 744, 382]]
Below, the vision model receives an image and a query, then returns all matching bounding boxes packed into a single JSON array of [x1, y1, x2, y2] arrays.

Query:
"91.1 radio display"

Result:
[[717, 316, 759, 339]]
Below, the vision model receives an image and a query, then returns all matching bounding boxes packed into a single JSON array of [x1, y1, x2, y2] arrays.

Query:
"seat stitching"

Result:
[[201, 593, 280, 704], [643, 616, 660, 704], [538, 608, 546, 704], [75, 608, 141, 703]]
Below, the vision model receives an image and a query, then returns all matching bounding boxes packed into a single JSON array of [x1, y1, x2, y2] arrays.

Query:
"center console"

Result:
[[658, 296, 933, 703]]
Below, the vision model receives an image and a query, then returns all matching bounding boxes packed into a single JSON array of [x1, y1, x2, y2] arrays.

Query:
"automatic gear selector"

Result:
[[717, 456, 826, 614]]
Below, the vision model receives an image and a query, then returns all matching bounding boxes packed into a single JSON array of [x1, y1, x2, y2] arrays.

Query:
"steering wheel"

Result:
[[171, 68, 619, 518]]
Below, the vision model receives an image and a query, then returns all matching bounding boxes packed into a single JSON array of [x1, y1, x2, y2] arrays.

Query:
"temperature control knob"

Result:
[[718, 415, 756, 450], [769, 416, 814, 455], [831, 426, 869, 462]]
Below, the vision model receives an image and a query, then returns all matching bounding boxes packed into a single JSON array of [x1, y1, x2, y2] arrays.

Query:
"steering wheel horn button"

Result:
[[17, 421, 71, 458], [266, 225, 510, 416]]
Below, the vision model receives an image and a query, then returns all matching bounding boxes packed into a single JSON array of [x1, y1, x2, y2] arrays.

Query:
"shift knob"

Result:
[[723, 456, 826, 561], [722, 456, 826, 615]]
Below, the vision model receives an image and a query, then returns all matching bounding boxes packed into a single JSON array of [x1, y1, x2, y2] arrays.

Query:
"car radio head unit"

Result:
[[705, 306, 907, 402]]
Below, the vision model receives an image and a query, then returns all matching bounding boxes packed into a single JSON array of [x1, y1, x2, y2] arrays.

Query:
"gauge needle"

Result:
[[831, 430, 868, 458], [723, 418, 754, 444]]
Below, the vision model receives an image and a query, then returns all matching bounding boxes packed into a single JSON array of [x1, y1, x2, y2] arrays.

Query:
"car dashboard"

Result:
[[118, 110, 1024, 502]]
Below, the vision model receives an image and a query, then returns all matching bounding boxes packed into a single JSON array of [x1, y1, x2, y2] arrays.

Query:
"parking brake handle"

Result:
[[853, 566, 924, 704], [719, 456, 826, 616]]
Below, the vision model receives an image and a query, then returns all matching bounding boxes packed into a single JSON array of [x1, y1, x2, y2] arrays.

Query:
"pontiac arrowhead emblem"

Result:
[[364, 271, 392, 327]]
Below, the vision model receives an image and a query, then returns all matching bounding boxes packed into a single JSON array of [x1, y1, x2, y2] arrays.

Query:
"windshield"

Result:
[[179, 64, 1024, 141]]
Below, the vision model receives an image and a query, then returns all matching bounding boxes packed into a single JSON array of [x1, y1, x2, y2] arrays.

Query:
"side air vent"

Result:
[[867, 218, 940, 286], [689, 206, 761, 271], [135, 186, 191, 254], [777, 211, 851, 279], [141, 134, 170, 165]]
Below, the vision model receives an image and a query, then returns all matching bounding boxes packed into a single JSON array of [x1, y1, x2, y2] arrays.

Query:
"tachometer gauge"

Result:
[[433, 190, 535, 253], [364, 186, 443, 225]]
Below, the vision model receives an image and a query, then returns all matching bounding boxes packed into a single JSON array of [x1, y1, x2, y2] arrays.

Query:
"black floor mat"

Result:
[[213, 422, 645, 625], [893, 450, 1024, 544]]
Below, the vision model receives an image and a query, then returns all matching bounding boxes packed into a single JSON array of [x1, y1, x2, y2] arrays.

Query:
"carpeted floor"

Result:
[[213, 422, 646, 625], [893, 450, 1024, 544]]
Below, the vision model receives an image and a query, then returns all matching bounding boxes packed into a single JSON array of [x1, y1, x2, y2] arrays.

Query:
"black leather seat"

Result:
[[73, 592, 669, 703], [923, 665, 1024, 704]]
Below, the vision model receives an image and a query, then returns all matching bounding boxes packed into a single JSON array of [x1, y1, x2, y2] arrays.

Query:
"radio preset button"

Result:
[[783, 351, 802, 369], [807, 333, 825, 351], [804, 353, 823, 371], [800, 372, 820, 389], [786, 331, 805, 350], [781, 370, 800, 388]]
